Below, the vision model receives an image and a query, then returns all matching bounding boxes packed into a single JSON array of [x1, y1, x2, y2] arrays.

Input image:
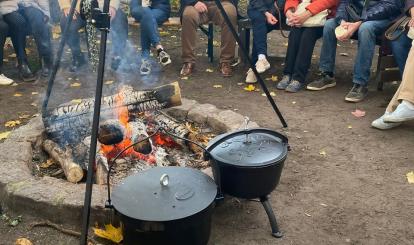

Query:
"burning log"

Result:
[[149, 111, 189, 147], [43, 139, 84, 183], [98, 120, 125, 145], [130, 121, 153, 155], [44, 82, 182, 141]]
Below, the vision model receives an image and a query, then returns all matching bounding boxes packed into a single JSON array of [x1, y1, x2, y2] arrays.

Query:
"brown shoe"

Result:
[[219, 62, 233, 77], [180, 62, 195, 76]]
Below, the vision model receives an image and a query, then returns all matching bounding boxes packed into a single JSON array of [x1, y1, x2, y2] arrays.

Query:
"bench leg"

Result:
[[376, 53, 384, 91], [207, 23, 214, 63], [238, 25, 251, 66]]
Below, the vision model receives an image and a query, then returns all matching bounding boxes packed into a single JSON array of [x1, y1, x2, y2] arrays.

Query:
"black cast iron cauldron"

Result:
[[111, 166, 217, 245], [205, 128, 289, 237]]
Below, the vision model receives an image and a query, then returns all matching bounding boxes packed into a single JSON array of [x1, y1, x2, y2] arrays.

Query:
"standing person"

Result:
[[307, 0, 402, 102], [0, 0, 35, 82], [244, 0, 282, 83], [58, 0, 128, 71], [18, 0, 54, 77], [130, 0, 171, 75], [275, 0, 338, 92], [0, 14, 13, 85], [180, 0, 237, 77]]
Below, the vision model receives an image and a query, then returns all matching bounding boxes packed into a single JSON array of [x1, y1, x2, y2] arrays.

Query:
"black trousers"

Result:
[[60, 9, 128, 58], [283, 27, 323, 84], [0, 18, 8, 72], [2, 11, 28, 65], [20, 7, 53, 61]]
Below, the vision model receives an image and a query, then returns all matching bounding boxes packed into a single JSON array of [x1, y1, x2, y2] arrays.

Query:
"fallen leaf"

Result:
[[70, 82, 81, 87], [30, 103, 37, 107], [304, 212, 312, 217], [244, 84, 256, 92], [406, 171, 414, 184], [261, 93, 266, 97], [283, 42, 288, 47], [270, 91, 276, 97], [340, 52, 349, 57], [52, 32, 60, 39], [15, 238, 32, 245], [31, 92, 39, 95], [348, 125, 353, 129], [40, 159, 55, 168], [237, 83, 244, 86], [0, 131, 11, 140], [159, 31, 169, 36], [8, 53, 16, 58], [71, 99, 82, 104], [213, 40, 220, 47], [319, 150, 327, 157], [32, 113, 40, 118], [213, 84, 223, 88], [320, 203, 328, 207], [68, 77, 73, 81], [181, 76, 189, 80], [351, 109, 366, 118], [104, 80, 114, 85], [292, 101, 297, 104], [13, 93, 23, 97], [18, 114, 30, 119], [93, 224, 123, 243], [5, 120, 21, 128], [205, 68, 214, 73]]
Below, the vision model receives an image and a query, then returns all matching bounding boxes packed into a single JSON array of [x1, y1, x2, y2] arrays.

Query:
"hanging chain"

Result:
[[82, 0, 99, 71]]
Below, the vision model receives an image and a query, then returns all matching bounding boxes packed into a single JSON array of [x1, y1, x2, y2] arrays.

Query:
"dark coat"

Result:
[[335, 0, 403, 22], [247, 0, 279, 14], [404, 0, 414, 16]]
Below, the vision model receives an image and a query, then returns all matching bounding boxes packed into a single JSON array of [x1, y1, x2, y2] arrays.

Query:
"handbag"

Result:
[[287, 0, 329, 27], [385, 16, 412, 41]]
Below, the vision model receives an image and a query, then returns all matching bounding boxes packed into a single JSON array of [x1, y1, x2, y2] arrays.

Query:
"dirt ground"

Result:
[[1, 24, 414, 245]]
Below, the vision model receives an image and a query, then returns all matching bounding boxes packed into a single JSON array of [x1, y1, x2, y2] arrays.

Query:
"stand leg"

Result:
[[260, 196, 283, 238]]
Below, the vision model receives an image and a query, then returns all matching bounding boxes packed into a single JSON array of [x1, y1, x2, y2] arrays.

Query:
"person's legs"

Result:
[[248, 8, 269, 64], [353, 20, 390, 86], [181, 6, 208, 64], [291, 27, 323, 83], [110, 9, 128, 58], [318, 18, 338, 75], [390, 34, 412, 74], [0, 19, 8, 73], [60, 15, 85, 58], [3, 11, 28, 65], [283, 27, 304, 76]]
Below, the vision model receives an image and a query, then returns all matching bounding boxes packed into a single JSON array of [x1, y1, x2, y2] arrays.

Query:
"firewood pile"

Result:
[[38, 82, 214, 184]]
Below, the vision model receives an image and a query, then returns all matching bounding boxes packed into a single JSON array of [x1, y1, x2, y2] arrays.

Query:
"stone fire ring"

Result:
[[0, 99, 259, 225]]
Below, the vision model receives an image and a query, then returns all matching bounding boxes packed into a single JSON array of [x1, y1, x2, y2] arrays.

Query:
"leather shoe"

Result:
[[18, 62, 36, 82], [219, 62, 233, 77], [180, 62, 194, 76]]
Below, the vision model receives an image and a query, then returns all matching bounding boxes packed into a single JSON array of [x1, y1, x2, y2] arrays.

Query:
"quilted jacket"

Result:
[[335, 0, 403, 22]]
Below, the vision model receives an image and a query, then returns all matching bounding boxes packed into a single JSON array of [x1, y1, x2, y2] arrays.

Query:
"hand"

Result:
[[285, 9, 295, 22], [410, 7, 414, 27], [63, 7, 79, 20], [194, 1, 208, 13], [109, 7, 116, 20], [265, 12, 278, 25], [289, 10, 312, 27], [337, 21, 361, 41]]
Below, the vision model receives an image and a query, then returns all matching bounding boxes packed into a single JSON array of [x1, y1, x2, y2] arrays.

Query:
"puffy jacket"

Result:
[[0, 0, 19, 15], [284, 0, 339, 18], [335, 0, 403, 22], [19, 0, 50, 18]]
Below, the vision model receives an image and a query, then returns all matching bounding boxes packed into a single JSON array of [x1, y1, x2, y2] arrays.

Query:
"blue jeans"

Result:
[[130, 1, 170, 58], [247, 8, 278, 63], [391, 33, 412, 74], [319, 18, 390, 86]]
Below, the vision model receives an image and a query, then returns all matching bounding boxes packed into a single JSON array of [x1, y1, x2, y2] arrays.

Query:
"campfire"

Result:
[[38, 82, 214, 184]]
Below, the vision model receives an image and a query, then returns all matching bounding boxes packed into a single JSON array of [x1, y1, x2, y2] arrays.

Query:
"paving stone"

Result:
[[187, 103, 220, 125], [165, 98, 197, 119]]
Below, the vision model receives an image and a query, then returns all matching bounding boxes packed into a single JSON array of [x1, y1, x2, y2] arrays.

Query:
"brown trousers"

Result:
[[181, 1, 237, 64], [386, 41, 414, 112]]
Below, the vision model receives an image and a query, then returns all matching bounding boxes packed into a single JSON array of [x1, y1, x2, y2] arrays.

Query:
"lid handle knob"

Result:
[[160, 174, 169, 187]]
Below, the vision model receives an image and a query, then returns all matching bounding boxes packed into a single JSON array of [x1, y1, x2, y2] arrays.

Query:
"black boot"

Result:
[[69, 53, 87, 72], [18, 60, 36, 82], [41, 55, 53, 77]]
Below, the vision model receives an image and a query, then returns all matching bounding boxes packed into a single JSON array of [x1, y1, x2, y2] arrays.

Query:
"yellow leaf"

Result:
[[15, 238, 33, 245], [347, 125, 353, 129], [244, 84, 256, 92], [270, 92, 276, 97], [14, 93, 23, 97], [70, 82, 81, 87], [5, 120, 21, 128], [0, 131, 11, 140], [52, 25, 61, 34], [205, 68, 214, 73], [40, 159, 55, 168], [104, 80, 114, 85], [31, 92, 39, 95], [283, 42, 288, 47], [159, 31, 169, 36], [213, 40, 220, 47], [52, 32, 60, 39], [292, 101, 297, 104], [18, 114, 30, 119], [406, 171, 414, 184], [181, 76, 189, 80], [93, 224, 123, 244], [266, 75, 278, 82], [25, 48, 31, 55], [319, 150, 327, 157], [213, 84, 223, 88], [71, 99, 82, 104]]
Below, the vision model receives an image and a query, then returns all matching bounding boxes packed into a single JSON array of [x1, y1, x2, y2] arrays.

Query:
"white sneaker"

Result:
[[140, 59, 152, 75], [255, 58, 270, 73], [371, 113, 401, 130], [383, 101, 414, 123], [0, 74, 13, 85], [158, 50, 171, 66], [245, 69, 257, 83]]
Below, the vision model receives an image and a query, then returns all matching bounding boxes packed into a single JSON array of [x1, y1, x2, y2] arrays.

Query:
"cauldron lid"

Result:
[[112, 166, 217, 222], [207, 128, 288, 167]]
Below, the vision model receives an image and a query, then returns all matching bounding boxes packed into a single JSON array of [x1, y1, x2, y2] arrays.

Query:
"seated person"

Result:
[[275, 0, 338, 92], [372, 27, 414, 129], [307, 0, 402, 102], [19, 0, 54, 77], [130, 0, 171, 75], [180, 0, 237, 77], [58, 0, 128, 71], [0, 15, 13, 85], [390, 0, 414, 74], [0, 0, 35, 82], [245, 0, 284, 84]]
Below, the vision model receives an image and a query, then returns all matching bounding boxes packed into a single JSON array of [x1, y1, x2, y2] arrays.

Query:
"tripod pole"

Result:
[[214, 0, 288, 127], [42, 0, 80, 119], [79, 0, 111, 244]]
